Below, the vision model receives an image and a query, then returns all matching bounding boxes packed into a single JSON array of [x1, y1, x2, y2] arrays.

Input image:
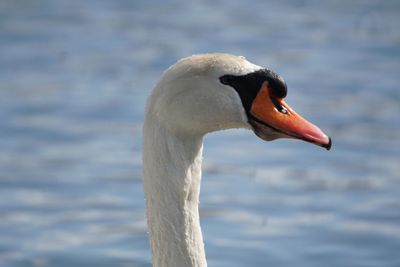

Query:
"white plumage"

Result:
[[143, 53, 330, 267]]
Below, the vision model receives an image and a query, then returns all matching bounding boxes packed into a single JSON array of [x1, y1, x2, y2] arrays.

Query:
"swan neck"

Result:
[[143, 115, 206, 267]]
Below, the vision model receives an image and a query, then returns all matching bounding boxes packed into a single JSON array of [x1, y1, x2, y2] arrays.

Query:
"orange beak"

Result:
[[250, 82, 332, 150]]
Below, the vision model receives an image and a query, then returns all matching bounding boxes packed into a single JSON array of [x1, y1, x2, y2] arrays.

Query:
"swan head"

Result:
[[147, 53, 331, 150]]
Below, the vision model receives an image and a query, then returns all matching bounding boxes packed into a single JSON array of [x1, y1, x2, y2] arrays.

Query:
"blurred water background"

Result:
[[1, 0, 400, 266]]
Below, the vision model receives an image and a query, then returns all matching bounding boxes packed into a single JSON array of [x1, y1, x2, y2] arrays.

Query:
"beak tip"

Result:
[[322, 137, 332, 151]]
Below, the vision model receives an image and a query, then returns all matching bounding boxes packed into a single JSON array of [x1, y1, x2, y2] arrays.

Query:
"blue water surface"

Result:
[[0, 0, 399, 266]]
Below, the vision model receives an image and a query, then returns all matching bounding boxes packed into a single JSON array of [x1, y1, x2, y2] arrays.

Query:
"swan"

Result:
[[143, 53, 331, 267]]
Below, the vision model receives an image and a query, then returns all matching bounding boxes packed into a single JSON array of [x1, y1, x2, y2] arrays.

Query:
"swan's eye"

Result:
[[219, 75, 234, 85]]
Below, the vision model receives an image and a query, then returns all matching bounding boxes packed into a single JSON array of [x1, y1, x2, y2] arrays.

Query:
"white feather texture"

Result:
[[143, 53, 263, 267]]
